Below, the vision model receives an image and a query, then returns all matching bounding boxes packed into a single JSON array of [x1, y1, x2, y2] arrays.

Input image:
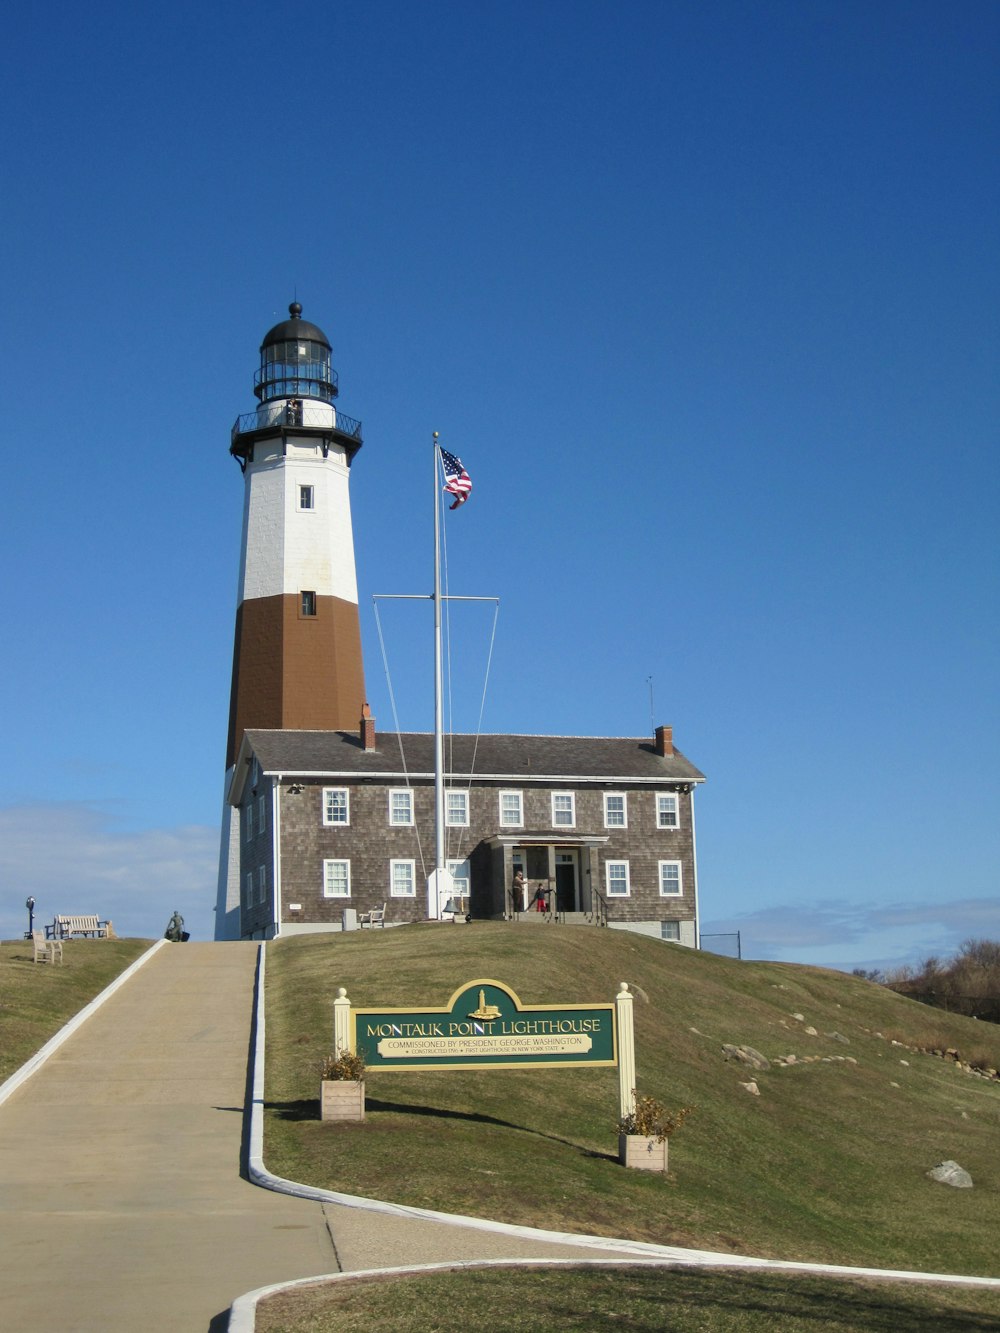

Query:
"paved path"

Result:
[[0, 942, 629, 1331]]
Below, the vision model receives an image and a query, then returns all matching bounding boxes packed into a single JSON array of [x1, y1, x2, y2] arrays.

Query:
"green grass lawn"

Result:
[[264, 924, 1000, 1284], [0, 935, 153, 1083], [256, 1264, 1000, 1333]]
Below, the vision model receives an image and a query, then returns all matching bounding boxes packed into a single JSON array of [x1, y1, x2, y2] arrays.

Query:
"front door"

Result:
[[555, 851, 578, 912]]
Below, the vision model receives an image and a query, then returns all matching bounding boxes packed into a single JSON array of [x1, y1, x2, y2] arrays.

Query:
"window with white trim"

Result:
[[257, 865, 267, 904], [658, 861, 683, 896], [389, 789, 413, 826], [552, 792, 575, 828], [445, 790, 469, 826], [322, 859, 351, 898], [660, 920, 681, 942], [298, 484, 314, 510], [499, 790, 523, 826], [257, 794, 266, 832], [245, 803, 254, 841], [323, 788, 349, 825], [244, 873, 254, 907], [390, 859, 416, 897], [447, 858, 471, 900], [604, 793, 627, 828], [606, 860, 630, 897], [656, 792, 679, 828], [301, 590, 317, 617]]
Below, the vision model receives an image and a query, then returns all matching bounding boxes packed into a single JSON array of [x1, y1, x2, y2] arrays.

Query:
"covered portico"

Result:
[[485, 833, 611, 921]]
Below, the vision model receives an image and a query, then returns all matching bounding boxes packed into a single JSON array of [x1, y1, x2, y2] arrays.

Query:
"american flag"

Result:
[[440, 448, 472, 509]]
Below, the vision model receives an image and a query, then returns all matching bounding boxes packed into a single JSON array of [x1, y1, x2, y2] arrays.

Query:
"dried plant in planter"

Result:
[[320, 1048, 367, 1082], [617, 1092, 695, 1143]]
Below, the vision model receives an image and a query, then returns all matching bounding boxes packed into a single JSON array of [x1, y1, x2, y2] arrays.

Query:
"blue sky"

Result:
[[1, 1, 996, 970]]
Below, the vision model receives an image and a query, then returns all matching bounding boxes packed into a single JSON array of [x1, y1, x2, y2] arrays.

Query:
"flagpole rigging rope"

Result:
[[372, 598, 427, 880], [439, 498, 500, 867]]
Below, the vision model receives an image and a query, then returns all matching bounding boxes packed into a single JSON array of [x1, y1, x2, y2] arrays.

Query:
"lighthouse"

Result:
[[214, 303, 367, 939]]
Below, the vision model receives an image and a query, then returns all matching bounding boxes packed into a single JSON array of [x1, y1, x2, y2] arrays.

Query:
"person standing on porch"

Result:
[[513, 869, 527, 912]]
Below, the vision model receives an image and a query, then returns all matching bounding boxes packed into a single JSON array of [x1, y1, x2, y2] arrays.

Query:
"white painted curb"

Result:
[[234, 943, 1000, 1328], [0, 938, 168, 1108]]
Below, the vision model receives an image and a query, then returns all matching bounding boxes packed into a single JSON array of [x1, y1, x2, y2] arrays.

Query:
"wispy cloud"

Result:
[[0, 803, 217, 942], [701, 895, 1000, 972]]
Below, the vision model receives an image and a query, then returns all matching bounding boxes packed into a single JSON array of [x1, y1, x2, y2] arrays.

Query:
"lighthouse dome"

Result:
[[260, 301, 331, 352], [254, 302, 338, 403]]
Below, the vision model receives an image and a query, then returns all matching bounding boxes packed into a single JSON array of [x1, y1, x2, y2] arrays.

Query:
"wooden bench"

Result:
[[358, 903, 386, 929], [47, 915, 113, 940], [32, 930, 63, 964]]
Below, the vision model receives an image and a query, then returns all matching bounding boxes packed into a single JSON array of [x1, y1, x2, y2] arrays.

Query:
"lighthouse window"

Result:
[[323, 859, 351, 898], [390, 859, 416, 897], [445, 791, 468, 826], [552, 792, 575, 828], [606, 860, 631, 897], [301, 590, 317, 617], [299, 485, 314, 510], [658, 861, 683, 897], [389, 789, 414, 826]]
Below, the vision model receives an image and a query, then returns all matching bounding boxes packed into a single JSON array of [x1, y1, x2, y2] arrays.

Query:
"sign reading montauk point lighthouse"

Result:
[[346, 978, 619, 1071]]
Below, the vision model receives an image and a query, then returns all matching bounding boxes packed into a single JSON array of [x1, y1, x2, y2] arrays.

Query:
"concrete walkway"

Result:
[[0, 942, 629, 1331]]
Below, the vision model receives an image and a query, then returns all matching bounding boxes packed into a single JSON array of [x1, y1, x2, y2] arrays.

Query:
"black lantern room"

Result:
[[254, 302, 339, 404]]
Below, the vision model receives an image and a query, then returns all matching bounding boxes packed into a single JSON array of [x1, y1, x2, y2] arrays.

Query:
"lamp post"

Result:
[[25, 896, 35, 940]]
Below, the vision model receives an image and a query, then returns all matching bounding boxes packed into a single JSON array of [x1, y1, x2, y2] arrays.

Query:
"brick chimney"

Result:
[[360, 702, 376, 751], [654, 724, 673, 757]]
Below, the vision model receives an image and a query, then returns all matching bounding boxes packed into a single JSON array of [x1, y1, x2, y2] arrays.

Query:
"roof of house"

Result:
[[232, 729, 704, 803]]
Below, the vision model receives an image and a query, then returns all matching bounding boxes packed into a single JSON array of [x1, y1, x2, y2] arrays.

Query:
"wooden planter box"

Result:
[[321, 1079, 366, 1123], [619, 1134, 667, 1171]]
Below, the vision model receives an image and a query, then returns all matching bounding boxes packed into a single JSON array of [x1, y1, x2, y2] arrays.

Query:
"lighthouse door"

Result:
[[555, 851, 578, 912]]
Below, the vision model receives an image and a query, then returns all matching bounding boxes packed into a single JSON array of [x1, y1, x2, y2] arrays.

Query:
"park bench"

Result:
[[358, 903, 386, 929], [46, 915, 113, 940], [32, 930, 63, 964]]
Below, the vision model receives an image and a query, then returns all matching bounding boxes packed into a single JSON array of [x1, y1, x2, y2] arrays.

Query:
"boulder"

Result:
[[927, 1160, 973, 1189], [722, 1044, 771, 1071]]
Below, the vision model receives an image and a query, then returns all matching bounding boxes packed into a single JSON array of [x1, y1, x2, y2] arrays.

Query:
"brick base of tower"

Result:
[[225, 592, 366, 769]]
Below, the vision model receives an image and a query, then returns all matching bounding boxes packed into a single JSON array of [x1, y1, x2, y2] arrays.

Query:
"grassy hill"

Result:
[[264, 924, 1000, 1281], [0, 937, 152, 1084]]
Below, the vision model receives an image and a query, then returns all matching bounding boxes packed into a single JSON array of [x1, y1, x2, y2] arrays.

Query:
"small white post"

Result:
[[333, 986, 352, 1055], [616, 981, 636, 1119]]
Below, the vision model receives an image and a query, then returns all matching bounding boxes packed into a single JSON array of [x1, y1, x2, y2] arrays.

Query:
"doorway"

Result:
[[555, 851, 578, 912]]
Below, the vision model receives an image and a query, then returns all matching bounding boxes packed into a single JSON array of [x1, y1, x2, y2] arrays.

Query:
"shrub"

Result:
[[617, 1092, 695, 1143], [320, 1048, 366, 1082]]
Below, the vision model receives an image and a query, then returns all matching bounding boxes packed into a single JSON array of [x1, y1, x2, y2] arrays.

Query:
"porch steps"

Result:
[[508, 911, 599, 926]]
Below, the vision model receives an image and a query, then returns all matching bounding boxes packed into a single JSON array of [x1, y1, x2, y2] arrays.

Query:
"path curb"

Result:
[[0, 938, 168, 1108]]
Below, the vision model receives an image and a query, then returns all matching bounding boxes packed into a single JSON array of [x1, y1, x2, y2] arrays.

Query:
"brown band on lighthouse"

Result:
[[226, 593, 366, 767]]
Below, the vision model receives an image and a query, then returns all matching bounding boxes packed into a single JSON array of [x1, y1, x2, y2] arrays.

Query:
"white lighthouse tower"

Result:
[[214, 303, 367, 939]]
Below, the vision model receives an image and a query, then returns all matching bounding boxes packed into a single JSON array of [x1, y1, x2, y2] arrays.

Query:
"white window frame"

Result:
[[552, 791, 576, 828], [390, 859, 416, 898], [606, 860, 630, 897], [245, 803, 254, 842], [447, 857, 471, 900], [389, 788, 414, 826], [656, 792, 680, 828], [257, 865, 266, 904], [658, 860, 683, 897], [603, 792, 628, 828], [298, 483, 315, 511], [257, 794, 266, 832], [445, 789, 469, 827], [499, 789, 523, 827], [244, 873, 254, 908], [323, 787, 350, 826], [322, 858, 351, 898], [660, 920, 681, 942]]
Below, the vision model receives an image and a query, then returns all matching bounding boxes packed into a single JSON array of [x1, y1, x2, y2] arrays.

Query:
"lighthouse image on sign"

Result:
[[214, 304, 367, 939]]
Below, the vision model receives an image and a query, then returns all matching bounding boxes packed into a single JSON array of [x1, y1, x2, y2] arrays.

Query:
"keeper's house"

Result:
[[228, 718, 704, 942]]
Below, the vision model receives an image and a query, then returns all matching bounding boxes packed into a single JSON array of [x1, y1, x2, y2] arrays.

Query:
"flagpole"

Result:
[[432, 431, 445, 920]]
